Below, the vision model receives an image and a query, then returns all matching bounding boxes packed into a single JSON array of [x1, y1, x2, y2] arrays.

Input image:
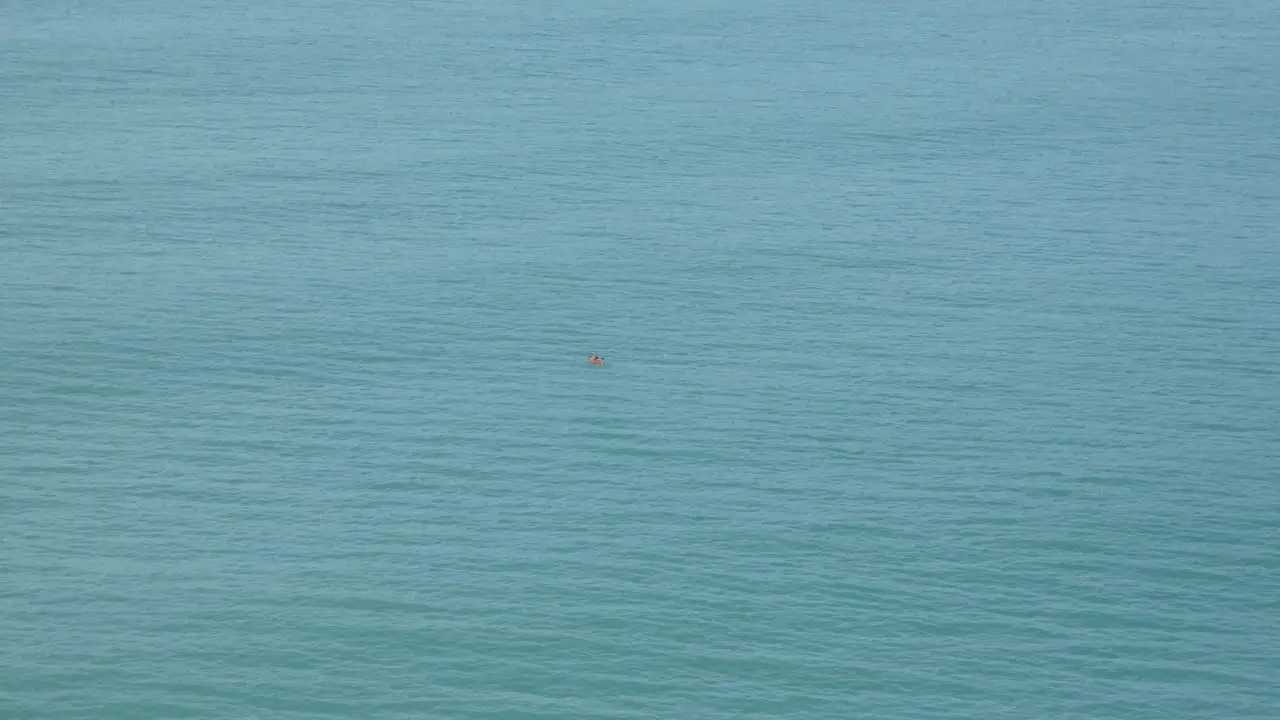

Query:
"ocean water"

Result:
[[2, 0, 1278, 717]]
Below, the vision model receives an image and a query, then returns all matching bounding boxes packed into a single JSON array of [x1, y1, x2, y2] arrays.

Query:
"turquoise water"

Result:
[[3, 0, 1278, 717]]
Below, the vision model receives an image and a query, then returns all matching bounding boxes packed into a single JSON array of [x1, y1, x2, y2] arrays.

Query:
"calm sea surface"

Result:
[[2, 1, 1278, 718]]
